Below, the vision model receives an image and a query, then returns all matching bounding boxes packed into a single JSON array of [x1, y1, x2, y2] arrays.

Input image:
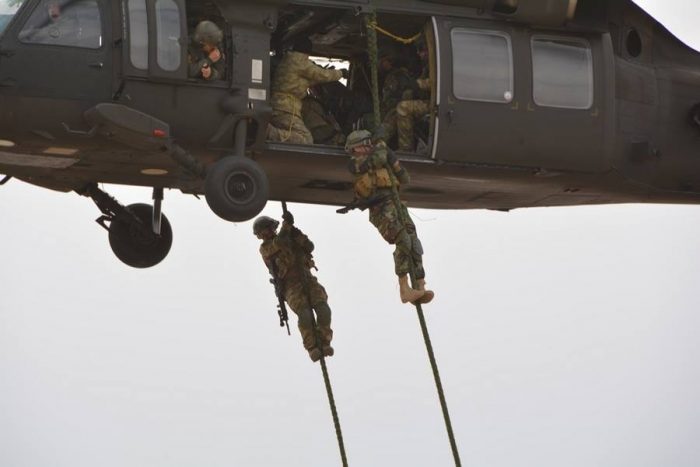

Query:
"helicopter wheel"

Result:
[[205, 156, 269, 222], [109, 203, 172, 268]]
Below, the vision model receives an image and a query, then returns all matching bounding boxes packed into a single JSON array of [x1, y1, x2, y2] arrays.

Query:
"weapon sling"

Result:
[[281, 202, 349, 467]]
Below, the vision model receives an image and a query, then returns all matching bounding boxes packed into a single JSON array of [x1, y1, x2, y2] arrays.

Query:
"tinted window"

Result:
[[532, 37, 593, 109], [128, 0, 147, 70], [1, 0, 26, 36], [451, 29, 513, 103], [18, 0, 102, 49], [155, 0, 181, 71]]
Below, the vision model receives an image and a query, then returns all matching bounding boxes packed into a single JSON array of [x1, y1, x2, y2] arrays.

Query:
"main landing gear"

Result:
[[203, 119, 269, 223], [78, 183, 172, 268]]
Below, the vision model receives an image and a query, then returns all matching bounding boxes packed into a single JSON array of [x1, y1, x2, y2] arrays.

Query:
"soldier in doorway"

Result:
[[267, 37, 348, 145], [254, 213, 334, 362], [343, 130, 435, 305], [188, 20, 225, 81], [395, 36, 432, 151], [377, 45, 414, 145]]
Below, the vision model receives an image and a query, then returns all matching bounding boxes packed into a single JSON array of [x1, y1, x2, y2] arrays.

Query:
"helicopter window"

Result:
[[155, 0, 182, 72], [0, 0, 26, 36], [532, 37, 593, 109], [128, 0, 148, 70], [451, 29, 513, 103], [18, 0, 102, 49]]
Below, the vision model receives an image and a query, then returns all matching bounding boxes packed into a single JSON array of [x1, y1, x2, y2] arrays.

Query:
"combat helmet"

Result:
[[194, 20, 223, 46], [344, 130, 373, 152], [253, 216, 279, 235]]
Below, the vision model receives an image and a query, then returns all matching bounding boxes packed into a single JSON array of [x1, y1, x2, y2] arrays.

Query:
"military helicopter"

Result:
[[1, 0, 699, 268]]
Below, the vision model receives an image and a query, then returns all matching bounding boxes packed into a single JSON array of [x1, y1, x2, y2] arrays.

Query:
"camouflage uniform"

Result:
[[259, 220, 333, 353], [302, 96, 346, 146], [379, 66, 415, 144], [188, 20, 225, 81], [267, 51, 344, 144], [396, 76, 431, 151], [188, 45, 225, 80], [348, 146, 425, 279]]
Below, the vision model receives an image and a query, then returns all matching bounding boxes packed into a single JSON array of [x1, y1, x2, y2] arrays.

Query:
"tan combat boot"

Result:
[[308, 348, 322, 362], [300, 327, 321, 362], [415, 279, 435, 305], [399, 274, 425, 304], [318, 326, 334, 357]]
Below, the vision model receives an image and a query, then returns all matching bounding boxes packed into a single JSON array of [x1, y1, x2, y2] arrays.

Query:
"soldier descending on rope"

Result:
[[254, 212, 334, 361], [342, 130, 435, 305], [267, 37, 348, 145]]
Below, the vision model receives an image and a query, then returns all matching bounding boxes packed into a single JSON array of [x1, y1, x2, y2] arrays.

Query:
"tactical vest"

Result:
[[353, 148, 398, 199]]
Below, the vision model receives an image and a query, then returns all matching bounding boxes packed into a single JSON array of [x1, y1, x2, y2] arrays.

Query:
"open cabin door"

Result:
[[433, 16, 610, 173]]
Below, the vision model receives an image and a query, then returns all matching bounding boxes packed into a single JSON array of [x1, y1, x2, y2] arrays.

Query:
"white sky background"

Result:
[[2, 1, 700, 466]]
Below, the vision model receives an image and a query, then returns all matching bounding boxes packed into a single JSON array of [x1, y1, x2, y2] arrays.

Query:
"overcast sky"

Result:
[[2, 1, 700, 467]]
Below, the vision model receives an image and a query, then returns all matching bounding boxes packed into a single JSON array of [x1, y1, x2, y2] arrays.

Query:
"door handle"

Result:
[[446, 109, 454, 124], [89, 62, 104, 69], [0, 49, 15, 57]]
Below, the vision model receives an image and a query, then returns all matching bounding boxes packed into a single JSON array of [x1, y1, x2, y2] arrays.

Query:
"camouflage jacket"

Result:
[[381, 67, 414, 117], [271, 51, 343, 114], [259, 221, 316, 284]]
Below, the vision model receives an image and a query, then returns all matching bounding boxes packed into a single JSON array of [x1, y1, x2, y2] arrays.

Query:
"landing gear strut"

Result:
[[78, 183, 173, 268]]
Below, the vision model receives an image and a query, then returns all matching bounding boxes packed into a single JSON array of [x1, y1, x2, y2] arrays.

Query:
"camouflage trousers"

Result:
[[396, 99, 430, 151], [267, 111, 313, 145], [380, 108, 398, 145], [284, 275, 333, 350], [368, 195, 425, 279]]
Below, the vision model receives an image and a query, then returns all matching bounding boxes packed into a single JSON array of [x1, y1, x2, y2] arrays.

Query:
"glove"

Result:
[[370, 151, 388, 169], [341, 69, 349, 80], [395, 167, 410, 185], [282, 211, 294, 225]]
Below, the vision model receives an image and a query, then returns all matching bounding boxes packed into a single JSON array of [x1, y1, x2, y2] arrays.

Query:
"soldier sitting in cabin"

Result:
[[254, 212, 334, 362], [379, 35, 432, 152], [267, 37, 348, 145]]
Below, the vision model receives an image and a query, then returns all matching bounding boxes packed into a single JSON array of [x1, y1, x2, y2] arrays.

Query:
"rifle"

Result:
[[336, 193, 389, 214], [268, 260, 291, 336]]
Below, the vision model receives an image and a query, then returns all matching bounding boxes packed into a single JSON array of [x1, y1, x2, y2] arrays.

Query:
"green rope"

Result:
[[386, 187, 463, 467], [363, 6, 461, 464], [315, 325, 349, 467], [364, 12, 381, 130], [281, 202, 349, 467]]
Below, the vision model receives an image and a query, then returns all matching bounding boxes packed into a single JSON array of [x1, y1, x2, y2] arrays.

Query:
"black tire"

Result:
[[205, 156, 269, 222], [108, 203, 173, 268]]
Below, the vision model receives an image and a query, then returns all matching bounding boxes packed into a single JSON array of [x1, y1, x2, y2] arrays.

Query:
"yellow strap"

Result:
[[367, 21, 422, 45]]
